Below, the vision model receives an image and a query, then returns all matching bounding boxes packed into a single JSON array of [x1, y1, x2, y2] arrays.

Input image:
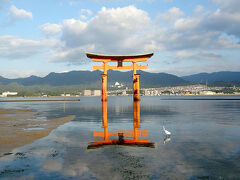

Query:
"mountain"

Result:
[[108, 70, 187, 86], [0, 70, 187, 87], [182, 71, 240, 83], [1, 70, 240, 87], [0, 76, 9, 85]]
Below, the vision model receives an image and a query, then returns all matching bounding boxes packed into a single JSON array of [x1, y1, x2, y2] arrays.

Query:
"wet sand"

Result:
[[0, 109, 75, 157]]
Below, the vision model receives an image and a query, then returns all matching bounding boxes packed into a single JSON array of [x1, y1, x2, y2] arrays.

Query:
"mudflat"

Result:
[[0, 108, 75, 157]]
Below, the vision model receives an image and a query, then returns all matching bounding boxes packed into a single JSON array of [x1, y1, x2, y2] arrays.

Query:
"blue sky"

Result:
[[0, 0, 240, 78]]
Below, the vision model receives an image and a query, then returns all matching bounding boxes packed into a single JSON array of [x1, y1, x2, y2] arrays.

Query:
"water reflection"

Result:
[[88, 100, 154, 149], [1, 96, 240, 179], [163, 136, 171, 144]]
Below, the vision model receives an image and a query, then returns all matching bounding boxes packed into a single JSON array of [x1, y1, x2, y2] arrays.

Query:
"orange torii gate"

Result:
[[86, 52, 154, 101]]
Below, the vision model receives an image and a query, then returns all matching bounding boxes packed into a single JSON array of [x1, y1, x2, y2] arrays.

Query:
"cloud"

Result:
[[212, 0, 240, 13], [172, 2, 240, 40], [41, 23, 62, 36], [2, 4, 239, 72], [157, 7, 184, 23], [79, 9, 93, 21], [194, 5, 203, 13], [202, 9, 240, 39], [80, 9, 93, 16], [70, 0, 157, 3], [50, 6, 153, 64], [50, 45, 95, 65], [150, 62, 240, 76], [9, 5, 33, 20], [0, 35, 59, 60], [45, 4, 240, 66], [0, 69, 48, 78], [175, 51, 222, 61]]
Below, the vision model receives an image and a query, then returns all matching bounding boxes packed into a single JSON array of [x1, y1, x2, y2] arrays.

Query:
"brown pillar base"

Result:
[[133, 97, 141, 101], [101, 98, 107, 102]]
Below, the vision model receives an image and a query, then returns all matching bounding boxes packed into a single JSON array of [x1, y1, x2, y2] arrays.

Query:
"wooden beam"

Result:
[[86, 52, 154, 60], [93, 130, 148, 137], [91, 57, 148, 62], [92, 58, 111, 62], [93, 65, 147, 70]]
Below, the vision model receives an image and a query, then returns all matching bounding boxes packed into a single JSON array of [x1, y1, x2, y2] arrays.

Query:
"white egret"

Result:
[[163, 126, 171, 136]]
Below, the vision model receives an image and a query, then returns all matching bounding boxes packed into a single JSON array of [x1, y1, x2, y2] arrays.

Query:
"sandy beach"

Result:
[[0, 108, 75, 157]]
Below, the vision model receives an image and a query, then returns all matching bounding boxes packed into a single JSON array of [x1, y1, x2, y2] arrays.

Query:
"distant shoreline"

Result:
[[1, 93, 240, 98], [0, 99, 80, 102], [0, 94, 240, 101]]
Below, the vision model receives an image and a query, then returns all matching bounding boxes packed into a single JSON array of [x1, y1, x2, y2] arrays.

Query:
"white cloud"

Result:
[[50, 45, 95, 64], [0, 36, 59, 59], [149, 62, 240, 76], [157, 7, 184, 23], [80, 9, 93, 16], [194, 5, 203, 13], [46, 5, 240, 66], [0, 69, 48, 78], [173, 17, 200, 31], [172, 1, 240, 40], [175, 51, 222, 61], [212, 0, 240, 13], [9, 5, 33, 20], [41, 23, 62, 36], [79, 9, 93, 21], [2, 4, 239, 73], [51, 6, 152, 64]]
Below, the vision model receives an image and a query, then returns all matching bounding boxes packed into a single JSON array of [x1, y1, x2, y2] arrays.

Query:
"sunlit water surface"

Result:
[[0, 96, 240, 179]]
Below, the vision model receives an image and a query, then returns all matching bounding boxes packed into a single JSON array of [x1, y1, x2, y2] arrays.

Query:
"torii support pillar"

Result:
[[102, 100, 108, 140], [133, 74, 140, 101], [101, 74, 107, 101]]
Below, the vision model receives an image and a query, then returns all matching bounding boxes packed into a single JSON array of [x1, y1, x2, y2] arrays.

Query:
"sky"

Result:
[[0, 0, 240, 78]]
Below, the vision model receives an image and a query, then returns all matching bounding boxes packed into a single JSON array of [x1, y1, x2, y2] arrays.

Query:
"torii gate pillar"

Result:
[[101, 74, 107, 101]]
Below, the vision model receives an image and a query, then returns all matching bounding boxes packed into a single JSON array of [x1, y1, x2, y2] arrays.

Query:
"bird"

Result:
[[163, 126, 171, 136]]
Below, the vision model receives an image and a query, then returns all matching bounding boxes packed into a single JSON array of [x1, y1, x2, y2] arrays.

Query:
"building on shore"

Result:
[[92, 90, 101, 96], [0, 91, 18, 97], [199, 91, 216, 95], [83, 90, 92, 96]]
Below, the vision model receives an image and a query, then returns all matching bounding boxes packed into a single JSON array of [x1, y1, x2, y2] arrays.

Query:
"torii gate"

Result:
[[86, 52, 154, 101]]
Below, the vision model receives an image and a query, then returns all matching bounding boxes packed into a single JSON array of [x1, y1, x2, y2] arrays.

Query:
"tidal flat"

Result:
[[0, 108, 75, 157]]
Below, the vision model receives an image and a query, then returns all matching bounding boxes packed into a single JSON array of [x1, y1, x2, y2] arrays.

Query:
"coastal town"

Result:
[[82, 84, 240, 96], [1, 83, 240, 98]]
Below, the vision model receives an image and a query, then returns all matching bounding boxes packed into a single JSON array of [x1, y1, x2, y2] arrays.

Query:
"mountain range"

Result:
[[0, 70, 239, 87]]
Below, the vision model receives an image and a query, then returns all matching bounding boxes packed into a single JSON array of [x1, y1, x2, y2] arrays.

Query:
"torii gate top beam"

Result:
[[86, 52, 154, 62]]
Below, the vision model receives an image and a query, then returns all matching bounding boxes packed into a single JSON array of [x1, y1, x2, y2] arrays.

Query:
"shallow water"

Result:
[[0, 96, 240, 179]]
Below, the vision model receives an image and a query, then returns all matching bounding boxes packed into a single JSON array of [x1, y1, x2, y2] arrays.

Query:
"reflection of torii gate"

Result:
[[87, 100, 154, 149], [86, 52, 154, 101]]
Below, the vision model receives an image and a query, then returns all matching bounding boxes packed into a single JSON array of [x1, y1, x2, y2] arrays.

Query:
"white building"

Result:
[[200, 91, 216, 95], [92, 90, 101, 96], [83, 90, 91, 96], [0, 91, 18, 97]]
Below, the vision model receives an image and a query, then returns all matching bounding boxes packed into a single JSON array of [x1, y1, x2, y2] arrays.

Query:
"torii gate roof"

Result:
[[86, 52, 154, 61]]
